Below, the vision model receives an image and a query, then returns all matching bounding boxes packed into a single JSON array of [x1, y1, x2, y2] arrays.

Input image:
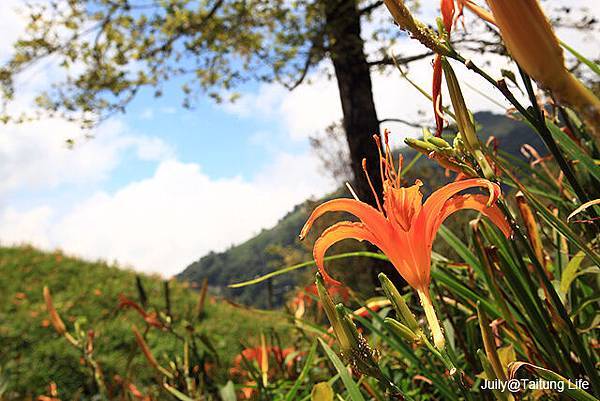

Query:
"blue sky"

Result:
[[0, 0, 597, 276]]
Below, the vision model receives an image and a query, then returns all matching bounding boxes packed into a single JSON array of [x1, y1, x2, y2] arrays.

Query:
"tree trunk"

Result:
[[324, 0, 404, 287], [324, 0, 382, 205]]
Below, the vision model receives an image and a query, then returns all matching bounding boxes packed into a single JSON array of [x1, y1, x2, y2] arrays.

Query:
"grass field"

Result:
[[0, 245, 289, 399]]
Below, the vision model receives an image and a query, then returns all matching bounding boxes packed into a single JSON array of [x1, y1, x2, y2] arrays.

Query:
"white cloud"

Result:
[[0, 118, 173, 194], [0, 0, 333, 278], [223, 74, 342, 140], [0, 206, 53, 249], [0, 154, 334, 277]]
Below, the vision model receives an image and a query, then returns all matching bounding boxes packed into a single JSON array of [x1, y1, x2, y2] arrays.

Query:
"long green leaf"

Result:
[[560, 40, 600, 75], [521, 188, 600, 265], [545, 119, 600, 183], [438, 225, 483, 275], [508, 362, 599, 401], [560, 252, 586, 295], [229, 252, 387, 288], [285, 341, 318, 401], [431, 266, 500, 318], [318, 339, 366, 401]]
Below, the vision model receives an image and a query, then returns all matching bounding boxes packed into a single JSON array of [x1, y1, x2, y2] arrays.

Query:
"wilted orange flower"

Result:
[[432, 0, 456, 136], [300, 131, 511, 297], [118, 294, 163, 328], [43, 286, 66, 335]]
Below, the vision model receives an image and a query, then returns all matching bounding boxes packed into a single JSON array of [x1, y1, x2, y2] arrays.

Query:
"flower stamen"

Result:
[[362, 158, 383, 213], [373, 134, 386, 186]]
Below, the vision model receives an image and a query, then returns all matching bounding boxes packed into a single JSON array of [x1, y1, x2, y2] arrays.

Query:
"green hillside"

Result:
[[178, 112, 545, 306], [0, 246, 288, 399]]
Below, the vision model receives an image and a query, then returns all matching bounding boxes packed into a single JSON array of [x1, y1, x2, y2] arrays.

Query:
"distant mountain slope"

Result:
[[178, 199, 318, 307], [178, 112, 545, 307]]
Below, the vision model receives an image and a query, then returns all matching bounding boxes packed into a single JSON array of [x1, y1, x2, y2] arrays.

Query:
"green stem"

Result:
[[518, 68, 598, 225], [417, 292, 474, 401], [450, 51, 598, 225]]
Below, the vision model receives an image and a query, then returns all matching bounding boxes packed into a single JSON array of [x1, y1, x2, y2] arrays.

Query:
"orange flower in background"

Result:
[[290, 282, 350, 318], [300, 131, 511, 296]]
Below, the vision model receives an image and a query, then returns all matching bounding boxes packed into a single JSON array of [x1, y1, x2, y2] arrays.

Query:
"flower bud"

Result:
[[384, 317, 420, 343], [315, 274, 352, 352], [441, 58, 495, 178], [383, 0, 450, 55], [404, 138, 437, 155], [335, 304, 382, 378], [378, 273, 420, 333], [426, 135, 451, 150]]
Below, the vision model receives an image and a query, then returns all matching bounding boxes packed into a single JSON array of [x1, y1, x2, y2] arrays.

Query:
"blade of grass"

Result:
[[285, 341, 318, 401], [545, 119, 600, 184], [438, 225, 484, 276], [508, 362, 599, 401], [229, 252, 387, 288], [560, 40, 600, 76], [318, 339, 366, 401]]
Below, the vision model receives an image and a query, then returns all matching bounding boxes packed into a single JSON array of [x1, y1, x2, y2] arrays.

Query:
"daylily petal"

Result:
[[384, 229, 431, 292], [312, 221, 381, 285], [384, 180, 423, 231], [418, 178, 500, 243], [433, 194, 511, 238], [300, 198, 389, 241], [421, 178, 500, 222]]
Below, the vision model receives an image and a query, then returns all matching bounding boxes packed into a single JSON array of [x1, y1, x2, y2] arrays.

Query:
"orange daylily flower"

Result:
[[300, 132, 511, 297], [301, 132, 511, 348]]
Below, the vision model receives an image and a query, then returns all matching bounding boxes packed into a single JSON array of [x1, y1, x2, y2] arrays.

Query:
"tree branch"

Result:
[[368, 51, 433, 67], [282, 50, 314, 91], [359, 1, 384, 16]]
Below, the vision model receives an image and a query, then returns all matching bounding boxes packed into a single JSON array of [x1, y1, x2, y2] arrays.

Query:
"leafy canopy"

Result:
[[0, 0, 399, 125]]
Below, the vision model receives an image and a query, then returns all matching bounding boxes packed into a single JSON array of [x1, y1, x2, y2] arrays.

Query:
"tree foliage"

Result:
[[0, 0, 404, 124]]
